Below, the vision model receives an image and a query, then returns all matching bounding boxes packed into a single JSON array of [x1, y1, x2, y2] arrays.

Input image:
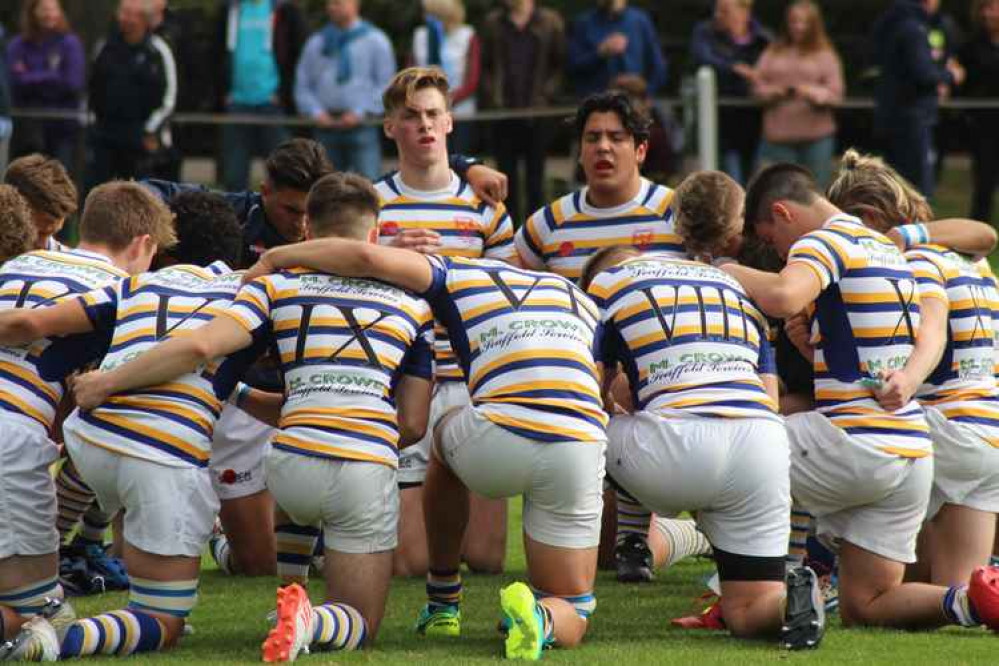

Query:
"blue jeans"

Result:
[[757, 135, 836, 189], [221, 102, 289, 192], [315, 125, 381, 181]]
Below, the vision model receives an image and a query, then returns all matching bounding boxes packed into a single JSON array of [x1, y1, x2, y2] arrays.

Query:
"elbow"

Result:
[[398, 415, 428, 449], [763, 288, 805, 320]]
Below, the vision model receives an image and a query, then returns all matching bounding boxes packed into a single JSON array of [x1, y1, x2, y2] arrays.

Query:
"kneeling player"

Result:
[[73, 174, 435, 661], [584, 171, 822, 649], [242, 216, 608, 660]]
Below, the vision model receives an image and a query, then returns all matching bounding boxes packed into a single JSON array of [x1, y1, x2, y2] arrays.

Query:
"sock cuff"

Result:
[[129, 577, 199, 619]]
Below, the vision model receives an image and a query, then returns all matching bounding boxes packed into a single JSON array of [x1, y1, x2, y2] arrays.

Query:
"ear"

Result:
[[444, 110, 454, 136], [383, 116, 395, 140], [260, 180, 271, 200], [772, 201, 793, 226], [366, 226, 379, 244], [635, 139, 648, 167], [303, 222, 314, 241]]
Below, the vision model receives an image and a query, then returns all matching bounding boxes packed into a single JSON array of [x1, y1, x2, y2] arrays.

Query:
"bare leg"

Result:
[[424, 445, 468, 574], [324, 549, 393, 646], [123, 542, 201, 646], [462, 494, 507, 574], [0, 554, 57, 639], [219, 490, 276, 576], [925, 504, 997, 587], [719, 580, 785, 638], [394, 486, 429, 577], [523, 533, 597, 648]]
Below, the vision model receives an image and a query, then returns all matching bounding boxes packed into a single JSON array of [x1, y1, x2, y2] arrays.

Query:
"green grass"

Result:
[[65, 497, 999, 665]]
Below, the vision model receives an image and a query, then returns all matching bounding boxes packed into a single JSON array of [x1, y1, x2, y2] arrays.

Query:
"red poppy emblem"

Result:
[[380, 221, 399, 237], [558, 241, 575, 257], [219, 469, 237, 485], [632, 229, 654, 250]]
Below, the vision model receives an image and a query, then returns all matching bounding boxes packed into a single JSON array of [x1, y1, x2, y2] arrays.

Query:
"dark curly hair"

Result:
[[265, 138, 335, 193], [0, 185, 37, 262], [167, 191, 242, 267], [573, 91, 651, 145]]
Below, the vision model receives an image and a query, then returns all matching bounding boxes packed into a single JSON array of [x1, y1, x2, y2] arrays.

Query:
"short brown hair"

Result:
[[675, 171, 745, 258], [0, 185, 38, 263], [580, 245, 642, 291], [3, 154, 78, 220], [264, 138, 335, 193], [827, 149, 932, 232], [79, 181, 177, 252], [383, 67, 450, 116], [306, 173, 380, 240]]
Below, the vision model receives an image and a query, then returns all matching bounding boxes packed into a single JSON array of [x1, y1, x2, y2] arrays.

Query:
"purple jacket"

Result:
[[6, 32, 85, 109]]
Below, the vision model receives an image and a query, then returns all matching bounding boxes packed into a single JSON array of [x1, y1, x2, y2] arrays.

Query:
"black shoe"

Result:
[[781, 566, 825, 650], [615, 534, 654, 583]]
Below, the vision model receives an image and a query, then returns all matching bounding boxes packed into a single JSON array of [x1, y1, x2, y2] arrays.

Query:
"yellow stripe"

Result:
[[0, 360, 59, 401], [89, 412, 209, 461], [271, 433, 395, 465], [482, 410, 601, 441], [468, 349, 596, 388]]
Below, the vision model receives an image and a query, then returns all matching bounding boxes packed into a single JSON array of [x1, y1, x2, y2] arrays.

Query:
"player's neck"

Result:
[[76, 241, 127, 269], [398, 155, 452, 193], [586, 173, 643, 209]]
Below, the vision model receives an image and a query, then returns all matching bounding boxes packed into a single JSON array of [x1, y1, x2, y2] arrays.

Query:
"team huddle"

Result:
[[1, 65, 999, 663]]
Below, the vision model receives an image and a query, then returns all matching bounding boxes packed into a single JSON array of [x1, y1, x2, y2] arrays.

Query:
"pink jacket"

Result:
[[753, 46, 843, 144]]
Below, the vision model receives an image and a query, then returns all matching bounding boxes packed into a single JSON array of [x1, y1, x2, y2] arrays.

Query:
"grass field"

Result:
[[64, 495, 999, 666]]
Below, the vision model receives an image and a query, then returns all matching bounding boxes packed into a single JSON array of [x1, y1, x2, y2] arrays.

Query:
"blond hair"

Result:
[[0, 185, 38, 263], [827, 149, 932, 233], [383, 66, 451, 115], [79, 181, 177, 252], [675, 171, 745, 259], [422, 0, 465, 30]]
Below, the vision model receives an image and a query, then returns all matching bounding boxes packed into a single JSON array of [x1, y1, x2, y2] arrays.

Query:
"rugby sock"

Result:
[[943, 585, 981, 627], [55, 462, 97, 543], [311, 602, 366, 651], [275, 524, 321, 584], [991, 555, 999, 568], [652, 517, 712, 568], [787, 508, 813, 567], [0, 577, 62, 617], [426, 569, 462, 610], [60, 610, 165, 657], [209, 533, 234, 575], [538, 603, 555, 644], [78, 504, 113, 545], [615, 490, 651, 545], [128, 577, 198, 619]]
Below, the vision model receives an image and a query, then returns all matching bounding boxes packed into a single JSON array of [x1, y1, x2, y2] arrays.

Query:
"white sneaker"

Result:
[[0, 616, 59, 662]]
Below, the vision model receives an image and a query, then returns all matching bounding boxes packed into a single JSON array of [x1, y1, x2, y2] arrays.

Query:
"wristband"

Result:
[[896, 223, 929, 249], [230, 382, 251, 409]]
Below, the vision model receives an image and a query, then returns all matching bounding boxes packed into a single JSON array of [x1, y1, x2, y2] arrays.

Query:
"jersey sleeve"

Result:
[[482, 203, 518, 262], [904, 250, 948, 303], [513, 208, 548, 270], [220, 277, 274, 334], [400, 310, 434, 381], [419, 255, 450, 301], [757, 331, 777, 376], [75, 281, 123, 332], [787, 229, 850, 291]]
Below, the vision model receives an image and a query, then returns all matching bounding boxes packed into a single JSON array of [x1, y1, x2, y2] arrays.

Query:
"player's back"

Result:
[[423, 255, 607, 443], [516, 178, 682, 282], [588, 254, 779, 421], [74, 262, 250, 468], [225, 268, 434, 468], [789, 215, 929, 456], [0, 249, 127, 434]]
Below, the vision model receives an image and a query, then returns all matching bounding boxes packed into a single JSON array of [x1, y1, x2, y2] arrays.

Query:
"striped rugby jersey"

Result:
[[223, 268, 434, 468], [588, 254, 780, 421], [514, 178, 682, 282], [421, 255, 607, 443], [788, 215, 929, 457], [74, 262, 261, 468], [907, 245, 999, 446], [376, 171, 516, 383], [0, 249, 127, 435]]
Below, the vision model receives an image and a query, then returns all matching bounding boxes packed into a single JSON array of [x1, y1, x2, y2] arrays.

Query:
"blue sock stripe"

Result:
[[128, 583, 197, 599], [127, 601, 190, 618], [0, 578, 59, 602], [130, 610, 166, 653], [277, 553, 313, 565], [312, 609, 325, 643], [343, 607, 353, 646], [93, 619, 108, 654], [108, 614, 128, 655]]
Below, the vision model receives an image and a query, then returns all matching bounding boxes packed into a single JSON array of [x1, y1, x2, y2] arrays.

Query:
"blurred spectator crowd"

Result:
[[1, 0, 998, 225]]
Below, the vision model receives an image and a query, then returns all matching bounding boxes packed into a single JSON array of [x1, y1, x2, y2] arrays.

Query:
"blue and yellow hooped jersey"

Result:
[[0, 249, 127, 435], [515, 178, 682, 283], [588, 254, 779, 421], [74, 262, 259, 467], [907, 246, 999, 447], [376, 171, 516, 382], [421, 255, 607, 443], [788, 215, 929, 457], [223, 268, 434, 468]]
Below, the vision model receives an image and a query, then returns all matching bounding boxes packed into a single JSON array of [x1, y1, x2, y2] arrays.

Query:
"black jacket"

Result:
[[214, 0, 308, 113], [872, 0, 953, 129], [89, 30, 176, 148]]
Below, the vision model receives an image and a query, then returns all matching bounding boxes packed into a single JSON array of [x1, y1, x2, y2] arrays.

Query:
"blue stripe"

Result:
[[78, 411, 206, 467], [130, 583, 196, 599]]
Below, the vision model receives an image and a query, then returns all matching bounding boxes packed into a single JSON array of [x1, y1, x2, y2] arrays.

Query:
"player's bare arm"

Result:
[[876, 296, 948, 412], [887, 219, 999, 260], [0, 299, 93, 347], [73, 314, 253, 410], [721, 262, 823, 320], [396, 374, 433, 448], [245, 239, 434, 295]]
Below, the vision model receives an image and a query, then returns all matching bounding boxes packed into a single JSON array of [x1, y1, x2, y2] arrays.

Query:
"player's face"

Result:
[[385, 87, 452, 166], [753, 204, 799, 260], [261, 184, 309, 243], [31, 210, 64, 249], [579, 111, 647, 195]]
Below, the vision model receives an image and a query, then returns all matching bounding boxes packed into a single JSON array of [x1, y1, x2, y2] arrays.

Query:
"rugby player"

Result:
[[0, 185, 37, 263], [3, 154, 77, 252]]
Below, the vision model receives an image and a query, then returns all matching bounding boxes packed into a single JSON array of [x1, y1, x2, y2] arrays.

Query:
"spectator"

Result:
[[872, 0, 964, 196], [5, 0, 85, 170], [294, 0, 396, 180], [691, 0, 771, 185], [215, 0, 307, 192], [567, 0, 667, 99], [0, 26, 11, 176], [480, 0, 565, 224], [925, 0, 965, 180], [752, 0, 843, 188], [411, 0, 480, 154], [611, 73, 679, 181], [87, 0, 177, 189], [961, 0, 999, 224]]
